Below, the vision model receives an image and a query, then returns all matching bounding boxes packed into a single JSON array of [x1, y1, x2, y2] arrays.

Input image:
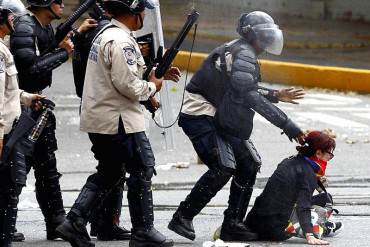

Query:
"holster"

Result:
[[133, 132, 156, 169], [244, 139, 262, 172], [214, 134, 236, 173], [0, 112, 36, 168]]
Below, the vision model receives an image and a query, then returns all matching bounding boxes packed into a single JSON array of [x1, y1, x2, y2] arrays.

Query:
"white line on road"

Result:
[[353, 113, 370, 120], [315, 107, 370, 112], [294, 112, 369, 130]]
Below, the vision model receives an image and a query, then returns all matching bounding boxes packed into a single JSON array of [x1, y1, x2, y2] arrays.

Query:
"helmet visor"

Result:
[[253, 24, 284, 55]]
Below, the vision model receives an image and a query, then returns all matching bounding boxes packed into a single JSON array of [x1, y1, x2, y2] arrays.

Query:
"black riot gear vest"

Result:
[[10, 14, 69, 93], [72, 18, 111, 98], [186, 39, 261, 139], [187, 39, 260, 108], [186, 39, 297, 140]]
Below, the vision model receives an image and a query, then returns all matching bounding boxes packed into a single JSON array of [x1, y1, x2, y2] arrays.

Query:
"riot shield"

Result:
[[135, 0, 175, 151]]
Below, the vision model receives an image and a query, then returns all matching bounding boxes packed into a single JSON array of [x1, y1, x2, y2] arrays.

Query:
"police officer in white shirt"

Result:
[[56, 0, 180, 246]]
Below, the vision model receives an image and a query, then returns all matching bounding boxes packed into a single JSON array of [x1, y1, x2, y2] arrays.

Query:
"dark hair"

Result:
[[296, 130, 336, 157], [103, 2, 132, 18]]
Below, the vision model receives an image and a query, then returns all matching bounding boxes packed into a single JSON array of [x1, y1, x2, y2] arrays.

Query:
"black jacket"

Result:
[[246, 154, 318, 237], [10, 14, 69, 93]]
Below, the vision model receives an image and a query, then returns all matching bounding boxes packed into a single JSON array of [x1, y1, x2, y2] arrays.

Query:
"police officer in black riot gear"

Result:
[[168, 11, 306, 242], [8, 0, 74, 241], [72, 1, 131, 240], [0, 1, 46, 246], [56, 0, 178, 246]]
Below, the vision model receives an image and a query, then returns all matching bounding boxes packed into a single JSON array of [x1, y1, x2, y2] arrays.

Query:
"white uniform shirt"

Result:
[[0, 40, 21, 139], [80, 19, 156, 134]]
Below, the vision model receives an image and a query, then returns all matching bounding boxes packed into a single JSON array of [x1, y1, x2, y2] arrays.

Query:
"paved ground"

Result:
[[11, 62, 370, 246]]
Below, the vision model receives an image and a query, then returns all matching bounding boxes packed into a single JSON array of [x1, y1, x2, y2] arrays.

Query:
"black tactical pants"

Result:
[[176, 114, 258, 223], [0, 136, 23, 246], [69, 120, 156, 231], [25, 111, 65, 225]]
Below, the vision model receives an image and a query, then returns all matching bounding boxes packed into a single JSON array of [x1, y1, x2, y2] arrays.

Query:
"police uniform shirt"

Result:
[[0, 39, 21, 138], [181, 52, 233, 117], [80, 19, 156, 135]]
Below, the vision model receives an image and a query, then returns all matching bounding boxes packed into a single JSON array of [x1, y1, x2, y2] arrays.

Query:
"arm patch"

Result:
[[123, 46, 137, 65]]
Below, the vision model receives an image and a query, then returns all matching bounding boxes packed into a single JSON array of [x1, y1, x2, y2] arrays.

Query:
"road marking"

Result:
[[353, 113, 370, 120], [315, 107, 370, 112], [294, 112, 369, 130]]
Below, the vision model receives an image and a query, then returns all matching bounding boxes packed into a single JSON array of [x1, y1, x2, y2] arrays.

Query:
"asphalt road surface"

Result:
[[13, 62, 370, 247]]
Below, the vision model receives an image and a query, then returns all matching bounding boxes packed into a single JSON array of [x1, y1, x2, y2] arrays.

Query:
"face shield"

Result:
[[253, 23, 284, 55]]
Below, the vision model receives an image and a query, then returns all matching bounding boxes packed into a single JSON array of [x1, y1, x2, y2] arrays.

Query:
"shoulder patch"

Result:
[[0, 55, 5, 73], [123, 46, 136, 66]]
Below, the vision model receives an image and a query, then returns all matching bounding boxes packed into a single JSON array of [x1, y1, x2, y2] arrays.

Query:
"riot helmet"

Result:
[[27, 0, 64, 20], [0, 0, 26, 31], [103, 0, 154, 30], [103, 0, 154, 14], [237, 11, 283, 55], [27, 0, 56, 7]]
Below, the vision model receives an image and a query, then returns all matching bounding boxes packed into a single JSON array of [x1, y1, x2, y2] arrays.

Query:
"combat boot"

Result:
[[97, 224, 131, 241], [56, 218, 94, 247], [45, 214, 65, 240], [56, 179, 106, 247], [168, 169, 230, 240], [220, 220, 258, 241], [127, 177, 173, 247], [220, 179, 258, 241], [90, 184, 131, 240], [11, 228, 25, 242], [167, 212, 195, 240]]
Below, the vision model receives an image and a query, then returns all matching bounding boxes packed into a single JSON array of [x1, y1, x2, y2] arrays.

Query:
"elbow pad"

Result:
[[29, 49, 69, 75]]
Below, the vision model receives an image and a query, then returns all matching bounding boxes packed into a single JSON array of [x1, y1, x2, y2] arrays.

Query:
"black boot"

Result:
[[127, 176, 173, 247], [0, 191, 19, 247], [56, 179, 105, 247], [34, 158, 66, 240], [168, 169, 230, 240], [11, 228, 25, 242], [90, 184, 131, 240], [168, 211, 195, 241], [56, 217, 94, 247], [220, 180, 258, 241]]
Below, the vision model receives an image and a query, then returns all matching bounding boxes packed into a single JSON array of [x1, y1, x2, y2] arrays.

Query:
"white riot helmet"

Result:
[[237, 11, 284, 55]]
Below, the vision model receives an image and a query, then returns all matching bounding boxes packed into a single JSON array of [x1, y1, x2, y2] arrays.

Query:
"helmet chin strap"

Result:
[[136, 13, 144, 30], [48, 6, 61, 20]]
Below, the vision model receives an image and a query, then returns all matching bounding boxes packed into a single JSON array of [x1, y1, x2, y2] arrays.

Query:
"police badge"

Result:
[[123, 46, 137, 66]]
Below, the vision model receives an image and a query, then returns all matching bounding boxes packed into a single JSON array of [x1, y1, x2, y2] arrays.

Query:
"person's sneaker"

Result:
[[11, 229, 25, 242], [323, 221, 343, 237], [130, 227, 174, 247], [168, 212, 195, 240], [97, 224, 131, 241], [220, 222, 258, 242], [56, 219, 95, 247]]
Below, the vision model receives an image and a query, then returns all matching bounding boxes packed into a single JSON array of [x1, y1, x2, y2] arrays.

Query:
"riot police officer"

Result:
[[0, 1, 44, 246], [71, 1, 131, 241], [168, 11, 305, 242], [56, 0, 179, 246], [9, 0, 74, 241]]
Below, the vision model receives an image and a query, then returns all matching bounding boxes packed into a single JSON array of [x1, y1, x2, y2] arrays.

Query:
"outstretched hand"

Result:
[[277, 87, 305, 104]]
